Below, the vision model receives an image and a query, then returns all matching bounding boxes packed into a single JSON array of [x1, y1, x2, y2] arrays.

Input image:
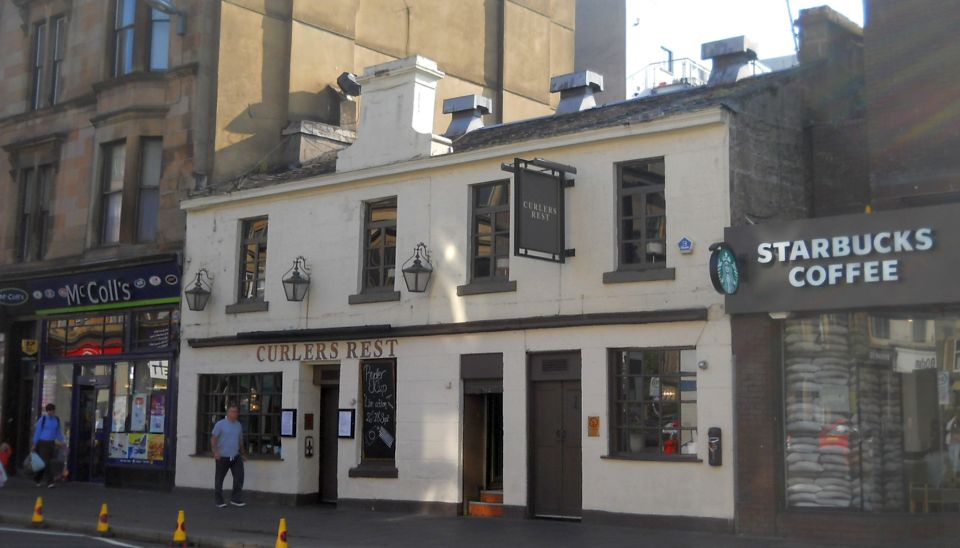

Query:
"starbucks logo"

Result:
[[709, 243, 740, 295]]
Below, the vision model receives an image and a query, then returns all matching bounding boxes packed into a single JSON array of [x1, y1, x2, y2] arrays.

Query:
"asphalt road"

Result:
[[0, 526, 165, 548]]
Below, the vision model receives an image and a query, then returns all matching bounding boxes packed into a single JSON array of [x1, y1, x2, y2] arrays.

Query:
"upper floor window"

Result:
[[30, 22, 47, 110], [137, 138, 162, 242], [661, 47, 674, 74], [113, 0, 136, 77], [18, 165, 54, 261], [100, 141, 126, 245], [50, 16, 66, 105], [362, 198, 397, 292], [470, 181, 510, 282], [237, 218, 269, 303], [149, 8, 170, 71], [617, 158, 666, 270]]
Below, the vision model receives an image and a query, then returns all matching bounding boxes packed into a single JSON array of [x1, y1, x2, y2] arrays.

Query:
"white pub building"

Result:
[[176, 49, 802, 529]]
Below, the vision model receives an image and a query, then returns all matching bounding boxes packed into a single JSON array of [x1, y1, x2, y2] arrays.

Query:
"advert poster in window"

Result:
[[149, 394, 165, 433], [130, 393, 148, 431]]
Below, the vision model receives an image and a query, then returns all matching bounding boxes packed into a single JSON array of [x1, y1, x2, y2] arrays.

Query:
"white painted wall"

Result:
[[176, 109, 735, 519]]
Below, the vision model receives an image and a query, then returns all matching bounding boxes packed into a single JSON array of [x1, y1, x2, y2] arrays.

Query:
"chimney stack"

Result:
[[701, 36, 758, 86], [550, 70, 604, 115], [336, 55, 451, 172], [442, 95, 492, 138]]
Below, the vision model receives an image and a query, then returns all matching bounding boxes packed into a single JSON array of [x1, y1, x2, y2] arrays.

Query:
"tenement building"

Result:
[[175, 38, 810, 526]]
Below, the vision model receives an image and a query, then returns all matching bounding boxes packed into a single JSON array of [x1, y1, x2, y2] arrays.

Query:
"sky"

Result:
[[657, 0, 864, 61]]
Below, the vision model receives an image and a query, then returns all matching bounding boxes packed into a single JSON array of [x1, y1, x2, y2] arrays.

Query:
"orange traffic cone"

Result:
[[275, 518, 288, 548], [96, 503, 113, 537], [170, 509, 187, 547], [30, 496, 47, 529]]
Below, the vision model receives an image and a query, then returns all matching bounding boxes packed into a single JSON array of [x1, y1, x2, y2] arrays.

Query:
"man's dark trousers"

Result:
[[214, 456, 244, 504], [33, 441, 56, 484]]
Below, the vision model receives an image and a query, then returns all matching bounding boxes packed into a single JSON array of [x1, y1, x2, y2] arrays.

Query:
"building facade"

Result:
[[174, 44, 810, 525]]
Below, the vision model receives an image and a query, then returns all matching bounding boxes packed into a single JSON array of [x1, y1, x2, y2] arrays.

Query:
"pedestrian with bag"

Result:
[[32, 403, 64, 488], [211, 404, 246, 508]]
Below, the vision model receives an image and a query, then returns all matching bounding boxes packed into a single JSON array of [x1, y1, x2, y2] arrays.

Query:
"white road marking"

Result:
[[0, 526, 144, 547]]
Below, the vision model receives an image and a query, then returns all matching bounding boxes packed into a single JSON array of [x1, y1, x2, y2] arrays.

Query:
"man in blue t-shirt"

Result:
[[32, 403, 64, 488], [211, 404, 246, 507]]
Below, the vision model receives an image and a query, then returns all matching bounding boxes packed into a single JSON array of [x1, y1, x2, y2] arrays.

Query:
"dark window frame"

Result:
[[469, 180, 511, 283], [236, 217, 269, 303], [148, 8, 170, 71], [17, 164, 54, 262], [196, 373, 283, 459], [112, 0, 137, 77], [361, 197, 398, 293], [616, 158, 667, 271], [607, 347, 697, 459], [49, 16, 66, 105], [30, 21, 47, 110]]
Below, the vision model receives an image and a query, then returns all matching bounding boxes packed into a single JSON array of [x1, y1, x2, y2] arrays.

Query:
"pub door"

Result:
[[318, 384, 340, 503], [72, 366, 111, 483], [529, 352, 582, 519]]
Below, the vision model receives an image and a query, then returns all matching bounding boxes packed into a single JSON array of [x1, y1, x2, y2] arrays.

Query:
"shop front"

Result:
[[0, 258, 180, 490], [722, 203, 960, 542]]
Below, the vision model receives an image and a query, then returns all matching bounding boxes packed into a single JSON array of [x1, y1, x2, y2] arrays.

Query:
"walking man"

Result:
[[32, 403, 64, 488], [211, 404, 246, 507]]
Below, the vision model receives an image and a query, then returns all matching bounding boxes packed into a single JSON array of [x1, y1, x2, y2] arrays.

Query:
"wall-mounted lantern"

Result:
[[401, 243, 433, 293], [282, 256, 311, 302], [184, 269, 213, 311]]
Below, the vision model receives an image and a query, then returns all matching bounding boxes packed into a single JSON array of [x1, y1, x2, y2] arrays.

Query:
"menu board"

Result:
[[361, 361, 396, 460]]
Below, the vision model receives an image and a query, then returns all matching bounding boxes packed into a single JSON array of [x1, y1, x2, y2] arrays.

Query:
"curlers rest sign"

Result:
[[720, 203, 960, 314]]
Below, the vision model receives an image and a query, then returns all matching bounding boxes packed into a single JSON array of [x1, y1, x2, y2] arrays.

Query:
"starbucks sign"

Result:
[[709, 243, 740, 295]]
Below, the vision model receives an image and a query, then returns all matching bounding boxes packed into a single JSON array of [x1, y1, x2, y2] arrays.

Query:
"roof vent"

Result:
[[550, 70, 604, 114], [701, 36, 758, 86], [442, 95, 492, 138]]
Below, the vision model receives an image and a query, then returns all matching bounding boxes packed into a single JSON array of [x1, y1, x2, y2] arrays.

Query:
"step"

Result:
[[479, 490, 503, 504], [468, 501, 504, 518]]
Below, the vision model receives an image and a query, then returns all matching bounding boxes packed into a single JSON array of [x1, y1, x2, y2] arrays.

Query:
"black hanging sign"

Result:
[[360, 360, 396, 460], [508, 158, 576, 263]]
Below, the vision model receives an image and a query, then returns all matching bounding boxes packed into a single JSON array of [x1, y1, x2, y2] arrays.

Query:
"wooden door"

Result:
[[319, 385, 339, 502]]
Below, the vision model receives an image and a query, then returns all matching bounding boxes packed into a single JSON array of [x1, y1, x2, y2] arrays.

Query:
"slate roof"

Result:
[[199, 68, 799, 196]]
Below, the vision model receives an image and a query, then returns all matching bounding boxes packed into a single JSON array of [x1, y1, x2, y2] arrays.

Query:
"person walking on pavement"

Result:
[[211, 404, 246, 508], [32, 403, 64, 488]]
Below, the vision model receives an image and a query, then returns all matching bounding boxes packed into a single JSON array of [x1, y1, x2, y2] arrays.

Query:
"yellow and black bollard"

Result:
[[30, 496, 47, 529], [96, 503, 114, 537], [170, 509, 187, 547]]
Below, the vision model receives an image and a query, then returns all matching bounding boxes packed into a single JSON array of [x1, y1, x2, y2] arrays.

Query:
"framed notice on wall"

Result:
[[360, 360, 396, 460], [280, 408, 297, 437], [338, 409, 355, 438]]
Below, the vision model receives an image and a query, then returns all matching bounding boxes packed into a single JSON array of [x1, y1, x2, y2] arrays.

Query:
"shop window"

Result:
[[17, 165, 54, 262], [608, 348, 697, 458], [469, 181, 510, 283], [136, 138, 163, 242], [44, 314, 125, 359], [133, 308, 179, 350], [361, 198, 397, 292], [109, 361, 169, 465], [912, 319, 927, 343], [236, 217, 268, 303], [782, 313, 960, 513], [196, 373, 283, 458], [616, 158, 666, 270], [100, 141, 126, 245]]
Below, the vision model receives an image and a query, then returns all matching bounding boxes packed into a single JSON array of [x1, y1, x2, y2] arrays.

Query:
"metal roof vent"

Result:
[[550, 70, 604, 115], [701, 36, 759, 86], [442, 95, 492, 138]]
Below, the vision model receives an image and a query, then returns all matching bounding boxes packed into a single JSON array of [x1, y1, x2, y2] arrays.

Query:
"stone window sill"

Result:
[[456, 280, 517, 296], [601, 453, 701, 463], [602, 268, 676, 284], [348, 291, 401, 305], [348, 462, 399, 478], [225, 301, 269, 314]]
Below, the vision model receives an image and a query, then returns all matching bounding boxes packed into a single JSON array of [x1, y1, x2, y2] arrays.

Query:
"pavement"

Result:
[[0, 476, 931, 547]]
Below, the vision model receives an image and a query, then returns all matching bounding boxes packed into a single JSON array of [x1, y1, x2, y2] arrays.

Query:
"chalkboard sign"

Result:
[[361, 360, 396, 460]]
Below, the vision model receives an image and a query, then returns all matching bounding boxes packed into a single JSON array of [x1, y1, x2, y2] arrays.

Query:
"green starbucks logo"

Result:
[[709, 243, 740, 295]]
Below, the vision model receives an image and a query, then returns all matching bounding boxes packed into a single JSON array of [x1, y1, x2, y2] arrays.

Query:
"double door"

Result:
[[73, 365, 111, 483], [530, 352, 582, 519]]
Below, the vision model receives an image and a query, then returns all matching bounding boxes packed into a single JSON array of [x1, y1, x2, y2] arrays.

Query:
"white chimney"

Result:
[[336, 55, 451, 172]]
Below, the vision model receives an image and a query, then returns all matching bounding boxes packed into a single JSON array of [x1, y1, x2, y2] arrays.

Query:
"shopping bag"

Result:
[[30, 452, 45, 472]]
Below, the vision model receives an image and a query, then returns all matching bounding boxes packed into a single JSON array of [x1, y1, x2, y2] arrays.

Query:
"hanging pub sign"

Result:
[[0, 260, 180, 315], [505, 157, 576, 263], [721, 203, 960, 314]]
